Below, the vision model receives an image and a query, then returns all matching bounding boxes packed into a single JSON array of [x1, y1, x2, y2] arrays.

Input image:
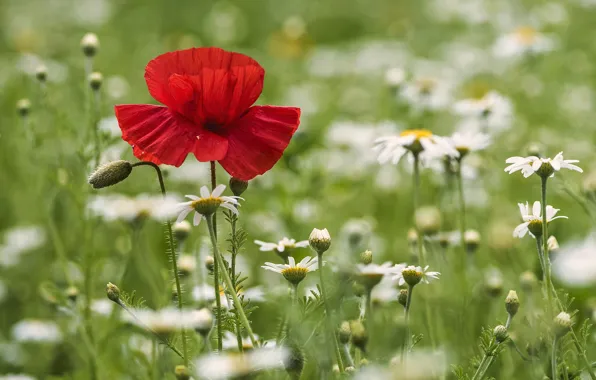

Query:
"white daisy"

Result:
[[449, 130, 491, 158], [399, 76, 453, 112], [91, 299, 114, 316], [11, 320, 62, 343], [371, 277, 399, 304], [354, 262, 396, 290], [87, 193, 181, 222], [0, 375, 37, 380], [393, 264, 440, 286], [0, 226, 46, 267], [254, 237, 309, 253], [505, 152, 583, 178], [122, 307, 211, 334], [453, 91, 513, 134], [222, 331, 260, 351], [553, 233, 596, 287], [493, 26, 555, 58], [175, 185, 241, 226], [194, 347, 289, 380], [385, 67, 406, 88], [374, 129, 459, 165], [513, 201, 568, 238], [262, 256, 319, 285]]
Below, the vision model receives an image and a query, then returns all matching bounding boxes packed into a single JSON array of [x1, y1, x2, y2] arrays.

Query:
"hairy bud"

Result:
[[88, 160, 133, 189]]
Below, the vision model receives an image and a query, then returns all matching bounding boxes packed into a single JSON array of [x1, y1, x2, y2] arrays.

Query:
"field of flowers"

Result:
[[3, 0, 596, 379]]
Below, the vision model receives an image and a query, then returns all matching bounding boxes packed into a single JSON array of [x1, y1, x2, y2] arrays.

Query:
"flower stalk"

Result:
[[540, 176, 555, 317], [209, 161, 224, 351], [412, 154, 425, 265]]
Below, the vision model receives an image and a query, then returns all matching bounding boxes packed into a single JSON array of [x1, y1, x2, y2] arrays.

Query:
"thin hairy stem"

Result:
[[413, 154, 424, 265], [552, 336, 559, 380], [209, 161, 224, 351], [402, 284, 414, 359], [540, 176, 555, 317]]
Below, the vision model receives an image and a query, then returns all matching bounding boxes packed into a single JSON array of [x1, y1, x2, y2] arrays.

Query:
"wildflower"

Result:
[[374, 130, 458, 165], [0, 226, 46, 267], [453, 91, 513, 132], [493, 26, 554, 58], [194, 347, 289, 379], [354, 262, 395, 290], [89, 72, 103, 90], [12, 320, 62, 343], [505, 152, 582, 178], [81, 33, 99, 57], [399, 76, 452, 112], [192, 308, 214, 337], [448, 130, 491, 158], [221, 331, 261, 351], [309, 228, 331, 255], [262, 256, 319, 285], [177, 255, 196, 276], [123, 307, 209, 335], [173, 221, 192, 242], [175, 185, 241, 226], [87, 193, 180, 222], [552, 234, 596, 287], [464, 229, 481, 253], [114, 47, 301, 181], [393, 265, 440, 287], [553, 312, 573, 337], [254, 237, 309, 255], [513, 201, 567, 238]]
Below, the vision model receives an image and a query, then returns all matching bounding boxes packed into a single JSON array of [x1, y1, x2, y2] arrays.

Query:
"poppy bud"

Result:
[[17, 99, 31, 117], [106, 282, 120, 303], [88, 160, 133, 189], [229, 177, 249, 196], [81, 33, 99, 57], [359, 250, 373, 265], [309, 228, 331, 255], [174, 365, 190, 380], [89, 72, 103, 91], [494, 325, 508, 343], [35, 65, 48, 82]]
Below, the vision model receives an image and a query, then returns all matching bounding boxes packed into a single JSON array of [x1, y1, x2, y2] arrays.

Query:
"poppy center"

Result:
[[205, 121, 221, 133]]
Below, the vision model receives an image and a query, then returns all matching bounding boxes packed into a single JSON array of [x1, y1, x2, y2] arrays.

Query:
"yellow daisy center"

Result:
[[400, 129, 433, 154], [281, 267, 309, 285], [515, 26, 538, 45], [191, 197, 224, 216]]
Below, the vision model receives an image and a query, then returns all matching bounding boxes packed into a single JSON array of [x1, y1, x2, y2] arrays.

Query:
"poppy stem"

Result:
[[131, 161, 189, 365], [209, 161, 224, 351]]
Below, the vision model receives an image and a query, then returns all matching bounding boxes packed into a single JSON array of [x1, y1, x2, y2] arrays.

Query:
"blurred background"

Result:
[[2, 0, 596, 378]]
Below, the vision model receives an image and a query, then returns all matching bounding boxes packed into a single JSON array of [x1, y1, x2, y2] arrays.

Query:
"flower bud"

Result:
[[309, 228, 331, 255], [553, 312, 573, 337], [174, 365, 190, 380], [106, 282, 120, 303], [464, 229, 481, 253], [81, 33, 99, 57], [193, 308, 213, 337], [66, 286, 79, 302], [35, 65, 48, 82], [547, 236, 559, 253], [437, 232, 451, 249], [17, 99, 31, 117], [89, 72, 103, 91], [485, 269, 503, 298], [493, 325, 508, 343], [505, 290, 520, 317], [205, 255, 215, 272], [360, 250, 373, 265], [173, 221, 192, 243], [415, 206, 441, 236], [338, 321, 351, 344], [385, 67, 406, 88], [398, 288, 408, 307], [352, 281, 366, 297], [88, 160, 133, 189], [402, 267, 423, 287], [177, 255, 196, 277], [519, 271, 537, 292], [349, 320, 368, 352], [525, 142, 543, 158], [229, 177, 249, 196]]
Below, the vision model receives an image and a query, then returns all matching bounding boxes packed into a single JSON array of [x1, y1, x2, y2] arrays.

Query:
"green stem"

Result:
[[540, 176, 555, 317], [402, 285, 414, 359], [206, 215, 258, 347], [91, 88, 101, 167], [456, 160, 467, 266], [131, 161, 188, 366], [230, 215, 243, 352], [552, 336, 558, 380], [317, 252, 345, 373], [342, 344, 355, 368], [151, 340, 158, 380], [413, 154, 424, 265], [209, 161, 223, 351]]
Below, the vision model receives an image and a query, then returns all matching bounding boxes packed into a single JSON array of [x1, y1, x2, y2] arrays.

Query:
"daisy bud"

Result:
[[402, 267, 423, 287], [524, 142, 543, 158], [485, 270, 503, 298], [35, 65, 48, 82], [349, 320, 368, 352], [437, 232, 450, 249], [173, 221, 192, 243], [88, 160, 133, 189], [229, 177, 249, 196], [106, 282, 120, 303], [174, 365, 190, 380], [205, 255, 215, 272], [177, 255, 196, 277], [398, 288, 408, 307], [519, 271, 538, 292], [493, 325, 508, 343], [464, 229, 481, 254], [415, 206, 441, 236], [359, 250, 373, 265], [66, 286, 79, 302], [283, 341, 305, 379], [16, 98, 31, 117], [547, 236, 559, 253], [89, 72, 103, 91], [338, 321, 351, 344], [505, 290, 520, 317], [553, 312, 573, 337], [81, 33, 99, 57], [407, 228, 418, 245], [309, 228, 331, 255], [193, 308, 213, 337]]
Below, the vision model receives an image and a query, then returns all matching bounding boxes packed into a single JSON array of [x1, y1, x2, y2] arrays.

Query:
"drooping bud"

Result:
[[493, 325, 508, 343], [415, 206, 441, 236], [505, 290, 520, 317], [174, 365, 190, 380], [66, 286, 79, 302], [553, 312, 573, 337], [359, 250, 373, 265], [35, 65, 48, 82], [464, 229, 481, 253], [229, 177, 249, 196], [173, 221, 192, 243], [81, 33, 99, 57], [16, 99, 31, 117], [338, 321, 351, 344], [89, 72, 103, 91], [106, 282, 120, 303], [519, 271, 538, 292], [88, 160, 133, 189], [349, 320, 368, 352], [205, 256, 215, 272], [398, 288, 408, 307], [309, 228, 331, 255]]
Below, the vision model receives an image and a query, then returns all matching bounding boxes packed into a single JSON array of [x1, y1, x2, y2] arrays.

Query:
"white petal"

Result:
[[532, 201, 541, 218], [185, 195, 200, 201], [288, 256, 296, 266], [200, 186, 210, 198], [176, 207, 192, 224], [220, 202, 239, 215], [212, 184, 226, 198], [513, 222, 530, 238], [193, 212, 202, 226]]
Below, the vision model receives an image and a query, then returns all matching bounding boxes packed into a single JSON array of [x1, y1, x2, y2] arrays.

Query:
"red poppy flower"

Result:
[[114, 47, 301, 181]]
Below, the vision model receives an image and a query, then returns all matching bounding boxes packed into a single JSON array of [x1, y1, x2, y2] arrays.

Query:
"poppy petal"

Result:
[[114, 104, 196, 167], [145, 47, 264, 124], [192, 129, 229, 162], [219, 106, 301, 180]]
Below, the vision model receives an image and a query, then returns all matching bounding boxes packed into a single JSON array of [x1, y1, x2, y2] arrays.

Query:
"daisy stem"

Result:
[[552, 336, 559, 380], [413, 154, 425, 265], [230, 213, 243, 352], [317, 252, 345, 373], [342, 344, 355, 368], [91, 87, 101, 168], [456, 160, 467, 266], [131, 161, 188, 365], [401, 284, 414, 360], [540, 176, 555, 317], [206, 215, 258, 348], [209, 160, 224, 352]]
